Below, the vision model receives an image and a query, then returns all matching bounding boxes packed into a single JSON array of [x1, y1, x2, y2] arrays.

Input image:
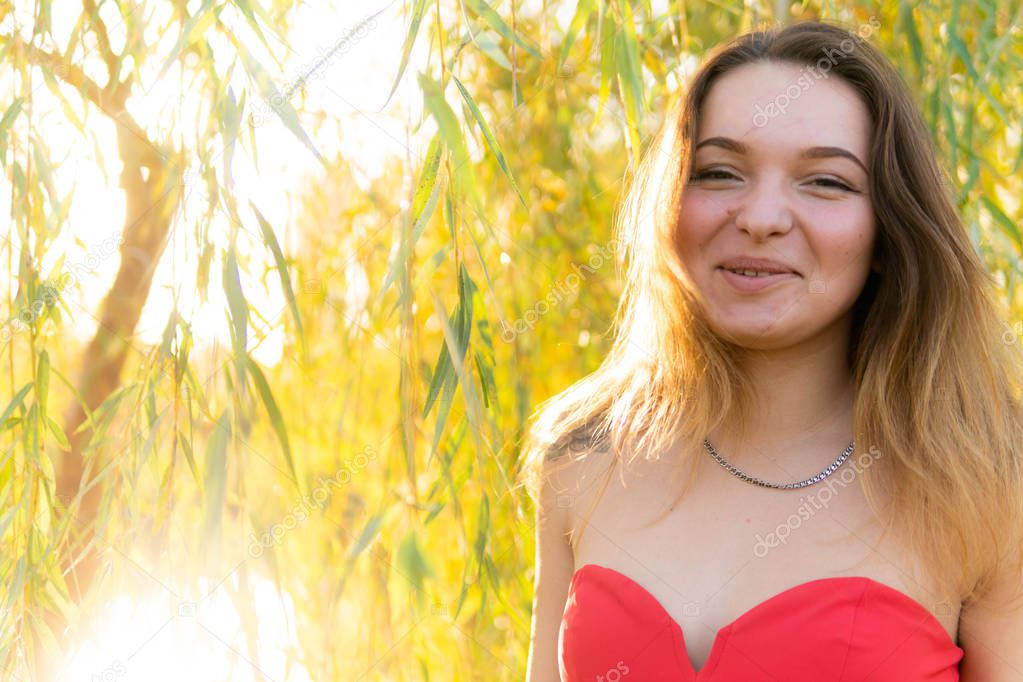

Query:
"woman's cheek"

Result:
[[678, 193, 730, 240], [806, 214, 875, 291], [688, 190, 735, 219]]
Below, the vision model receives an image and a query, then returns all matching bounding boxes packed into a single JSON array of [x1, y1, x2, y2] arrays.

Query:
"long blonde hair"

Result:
[[515, 19, 1023, 608]]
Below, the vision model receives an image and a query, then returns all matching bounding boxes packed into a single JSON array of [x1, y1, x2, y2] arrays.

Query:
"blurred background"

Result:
[[0, 0, 1020, 679]]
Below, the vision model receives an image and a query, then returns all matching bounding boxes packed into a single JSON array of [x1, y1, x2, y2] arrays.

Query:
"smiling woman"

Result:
[[519, 19, 1023, 682], [677, 59, 877, 349]]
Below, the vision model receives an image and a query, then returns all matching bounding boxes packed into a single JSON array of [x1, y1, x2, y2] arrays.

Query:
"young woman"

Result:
[[519, 20, 1023, 681]]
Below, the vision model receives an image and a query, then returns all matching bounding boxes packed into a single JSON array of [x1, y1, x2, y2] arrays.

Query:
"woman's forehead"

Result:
[[696, 61, 872, 161]]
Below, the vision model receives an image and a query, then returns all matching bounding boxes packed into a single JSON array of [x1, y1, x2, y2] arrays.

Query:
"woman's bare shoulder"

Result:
[[543, 425, 617, 485], [536, 425, 623, 539]]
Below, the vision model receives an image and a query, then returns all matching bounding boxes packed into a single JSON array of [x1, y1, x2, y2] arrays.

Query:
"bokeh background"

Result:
[[0, 0, 1020, 679]]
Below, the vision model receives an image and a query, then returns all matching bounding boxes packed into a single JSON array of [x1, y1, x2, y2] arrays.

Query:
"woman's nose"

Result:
[[732, 179, 794, 239]]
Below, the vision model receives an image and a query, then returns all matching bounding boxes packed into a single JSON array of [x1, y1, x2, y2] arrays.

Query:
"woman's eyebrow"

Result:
[[693, 136, 868, 174]]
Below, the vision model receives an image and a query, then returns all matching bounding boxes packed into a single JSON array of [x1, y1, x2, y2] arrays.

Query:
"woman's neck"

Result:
[[710, 322, 857, 469]]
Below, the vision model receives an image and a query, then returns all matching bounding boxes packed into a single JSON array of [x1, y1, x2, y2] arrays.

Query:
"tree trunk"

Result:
[[41, 114, 179, 680]]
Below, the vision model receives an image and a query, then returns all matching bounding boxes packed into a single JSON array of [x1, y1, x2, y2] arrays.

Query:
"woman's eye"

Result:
[[810, 177, 855, 192], [688, 170, 857, 193], [689, 169, 737, 181]]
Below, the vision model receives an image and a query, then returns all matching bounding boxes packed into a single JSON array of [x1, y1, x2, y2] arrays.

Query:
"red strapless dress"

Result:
[[559, 564, 963, 681]]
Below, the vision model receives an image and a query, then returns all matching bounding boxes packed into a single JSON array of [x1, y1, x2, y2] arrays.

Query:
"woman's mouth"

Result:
[[716, 266, 799, 292]]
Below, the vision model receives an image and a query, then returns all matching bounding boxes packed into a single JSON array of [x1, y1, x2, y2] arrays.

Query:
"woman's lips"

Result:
[[717, 267, 799, 293]]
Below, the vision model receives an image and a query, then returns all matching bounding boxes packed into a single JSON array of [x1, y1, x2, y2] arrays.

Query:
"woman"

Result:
[[519, 19, 1023, 681]]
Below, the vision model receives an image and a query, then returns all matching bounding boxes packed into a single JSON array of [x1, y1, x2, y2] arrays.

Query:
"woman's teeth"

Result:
[[728, 268, 776, 277]]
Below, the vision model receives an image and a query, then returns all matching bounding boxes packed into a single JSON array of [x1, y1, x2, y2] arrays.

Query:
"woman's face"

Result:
[[676, 60, 877, 351]]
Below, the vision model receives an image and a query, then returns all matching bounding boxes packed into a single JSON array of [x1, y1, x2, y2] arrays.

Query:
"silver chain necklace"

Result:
[[702, 438, 855, 490]]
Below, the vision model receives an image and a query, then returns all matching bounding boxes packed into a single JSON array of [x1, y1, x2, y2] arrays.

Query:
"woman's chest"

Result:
[[566, 453, 962, 670]]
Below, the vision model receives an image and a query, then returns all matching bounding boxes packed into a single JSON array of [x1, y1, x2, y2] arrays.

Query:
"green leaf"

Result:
[[222, 246, 248, 381], [422, 263, 476, 424], [382, 0, 429, 110], [380, 134, 444, 304], [30, 137, 58, 223], [45, 415, 70, 450], [157, 0, 219, 82], [472, 492, 489, 577], [423, 501, 445, 524], [452, 76, 526, 207], [473, 350, 494, 409], [428, 370, 457, 466], [0, 384, 33, 427], [469, 28, 512, 70], [36, 350, 50, 415], [40, 66, 85, 137], [347, 512, 386, 559], [139, 403, 168, 471], [250, 202, 304, 344], [389, 189, 446, 309], [422, 305, 458, 418], [899, 1, 924, 78], [458, 269, 475, 356], [617, 0, 644, 152], [0, 486, 23, 546], [464, 0, 541, 59], [0, 97, 24, 141], [0, 96, 23, 132], [427, 274, 485, 455], [245, 355, 300, 490], [230, 0, 281, 54], [948, 34, 979, 81], [596, 16, 616, 123], [202, 410, 231, 540], [395, 529, 434, 602], [229, 32, 324, 164], [74, 382, 134, 435], [946, 31, 1008, 126], [197, 241, 213, 295], [4, 557, 26, 614], [559, 0, 595, 68], [221, 86, 242, 189], [159, 307, 178, 361], [981, 196, 1022, 251], [178, 430, 203, 491], [418, 73, 478, 208], [413, 135, 445, 220]]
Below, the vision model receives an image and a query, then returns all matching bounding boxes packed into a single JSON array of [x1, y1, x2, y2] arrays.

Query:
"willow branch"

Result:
[[9, 34, 164, 167], [81, 0, 127, 99]]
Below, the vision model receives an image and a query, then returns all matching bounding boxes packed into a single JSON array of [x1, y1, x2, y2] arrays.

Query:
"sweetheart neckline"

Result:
[[569, 563, 962, 676]]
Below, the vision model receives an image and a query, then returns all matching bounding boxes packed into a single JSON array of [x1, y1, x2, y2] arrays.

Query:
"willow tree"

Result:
[[0, 0, 319, 676]]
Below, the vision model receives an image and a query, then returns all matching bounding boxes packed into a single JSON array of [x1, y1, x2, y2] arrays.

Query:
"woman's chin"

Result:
[[704, 314, 793, 350]]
